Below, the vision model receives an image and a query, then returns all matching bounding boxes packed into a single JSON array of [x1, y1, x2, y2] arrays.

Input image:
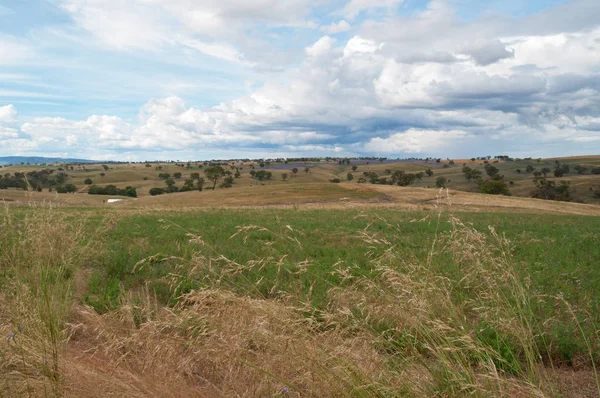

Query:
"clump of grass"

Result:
[[0, 204, 105, 396]]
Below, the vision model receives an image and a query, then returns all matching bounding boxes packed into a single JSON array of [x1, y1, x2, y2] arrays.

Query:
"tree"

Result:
[[173, 172, 182, 179], [425, 169, 433, 177], [196, 177, 205, 191], [435, 176, 447, 188], [149, 187, 165, 196], [102, 165, 109, 171], [592, 167, 600, 175], [554, 163, 570, 177], [100, 173, 105, 178], [351, 165, 358, 172], [347, 173, 354, 181], [84, 178, 93, 185], [479, 180, 510, 195], [220, 176, 234, 188], [531, 178, 571, 201], [125, 187, 137, 197], [574, 165, 588, 174], [462, 166, 482, 181], [304, 167, 310, 174], [158, 173, 171, 179], [164, 178, 177, 193], [541, 167, 551, 177], [525, 165, 535, 173], [204, 166, 226, 190], [292, 167, 299, 175], [281, 173, 288, 181], [485, 164, 500, 178], [253, 170, 272, 181], [145, 163, 152, 167]]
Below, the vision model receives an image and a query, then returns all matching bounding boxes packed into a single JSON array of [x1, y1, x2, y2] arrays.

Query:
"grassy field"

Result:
[[1, 156, 599, 397], [1, 156, 600, 205], [1, 202, 599, 397]]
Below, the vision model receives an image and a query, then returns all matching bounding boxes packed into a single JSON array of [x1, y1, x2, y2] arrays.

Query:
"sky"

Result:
[[0, 0, 599, 161]]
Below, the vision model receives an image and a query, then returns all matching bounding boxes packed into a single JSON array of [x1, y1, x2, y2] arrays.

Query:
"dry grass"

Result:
[[1, 202, 598, 397], [0, 205, 109, 396]]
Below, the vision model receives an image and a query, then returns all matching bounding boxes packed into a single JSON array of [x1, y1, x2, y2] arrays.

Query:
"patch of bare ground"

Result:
[[549, 368, 600, 398]]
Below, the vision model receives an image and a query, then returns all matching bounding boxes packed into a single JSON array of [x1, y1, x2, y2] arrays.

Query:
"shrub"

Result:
[[479, 180, 510, 195], [149, 187, 165, 196], [329, 178, 341, 183], [435, 176, 447, 188], [84, 178, 93, 185]]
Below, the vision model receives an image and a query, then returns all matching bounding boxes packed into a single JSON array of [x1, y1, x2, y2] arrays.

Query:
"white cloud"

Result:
[[306, 36, 336, 57], [2, 0, 600, 159], [363, 129, 469, 153], [56, 0, 313, 65], [0, 105, 17, 124], [322, 20, 351, 34], [340, 0, 403, 20]]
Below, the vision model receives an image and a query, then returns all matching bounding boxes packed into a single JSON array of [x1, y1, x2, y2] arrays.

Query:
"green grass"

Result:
[[2, 205, 599, 395], [82, 208, 599, 364]]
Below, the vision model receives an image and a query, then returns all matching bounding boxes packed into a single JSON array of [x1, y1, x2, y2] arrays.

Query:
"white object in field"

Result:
[[106, 199, 123, 203]]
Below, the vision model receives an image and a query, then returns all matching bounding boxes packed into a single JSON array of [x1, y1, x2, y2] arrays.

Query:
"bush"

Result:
[[591, 167, 600, 175], [84, 178, 93, 185], [330, 178, 341, 183], [435, 176, 447, 188], [56, 184, 77, 193], [88, 185, 137, 197], [479, 180, 510, 195], [149, 187, 165, 196]]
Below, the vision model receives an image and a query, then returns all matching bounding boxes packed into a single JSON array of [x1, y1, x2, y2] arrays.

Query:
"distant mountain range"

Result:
[[0, 156, 95, 166]]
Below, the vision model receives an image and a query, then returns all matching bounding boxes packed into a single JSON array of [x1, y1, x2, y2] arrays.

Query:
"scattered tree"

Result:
[[204, 166, 226, 190]]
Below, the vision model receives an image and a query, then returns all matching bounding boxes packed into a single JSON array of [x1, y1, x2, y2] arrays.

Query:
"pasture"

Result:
[[1, 156, 599, 397]]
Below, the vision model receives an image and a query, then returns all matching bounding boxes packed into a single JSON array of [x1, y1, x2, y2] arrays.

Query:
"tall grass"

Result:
[[0, 204, 598, 396], [0, 205, 105, 396]]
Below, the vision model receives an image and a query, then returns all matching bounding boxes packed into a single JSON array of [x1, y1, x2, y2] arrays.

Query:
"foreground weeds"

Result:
[[0, 205, 107, 396], [1, 205, 598, 397]]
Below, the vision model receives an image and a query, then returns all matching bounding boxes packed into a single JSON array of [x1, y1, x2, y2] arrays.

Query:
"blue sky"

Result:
[[0, 0, 598, 161]]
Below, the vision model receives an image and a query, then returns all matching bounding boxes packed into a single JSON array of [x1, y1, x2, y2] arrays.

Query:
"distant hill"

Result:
[[0, 156, 95, 166]]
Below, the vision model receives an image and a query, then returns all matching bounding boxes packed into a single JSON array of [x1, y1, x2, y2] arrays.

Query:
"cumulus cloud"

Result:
[[322, 20, 351, 34], [0, 105, 17, 123], [2, 0, 600, 159]]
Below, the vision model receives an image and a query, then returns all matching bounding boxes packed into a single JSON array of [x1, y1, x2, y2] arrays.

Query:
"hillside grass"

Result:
[[2, 155, 600, 204], [2, 203, 599, 396]]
